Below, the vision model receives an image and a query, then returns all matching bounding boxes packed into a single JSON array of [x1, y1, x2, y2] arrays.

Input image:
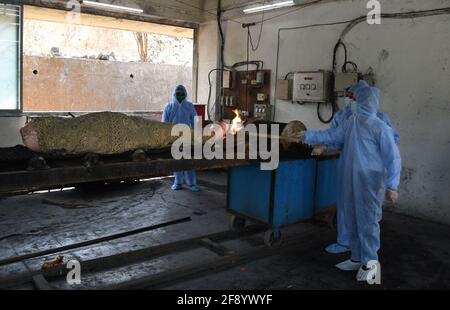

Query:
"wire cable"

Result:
[[342, 61, 358, 73], [273, 19, 353, 121], [332, 39, 348, 72], [215, 0, 226, 120], [273, 6, 450, 122], [174, 0, 216, 16], [207, 68, 230, 120], [246, 29, 250, 112], [174, 0, 245, 25], [339, 7, 450, 39], [248, 0, 265, 51]]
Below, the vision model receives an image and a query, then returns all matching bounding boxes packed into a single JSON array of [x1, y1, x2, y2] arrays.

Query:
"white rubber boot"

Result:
[[356, 260, 380, 283], [336, 259, 362, 271]]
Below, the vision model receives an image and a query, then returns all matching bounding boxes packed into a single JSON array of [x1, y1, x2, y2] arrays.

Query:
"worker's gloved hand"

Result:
[[311, 145, 326, 156], [385, 189, 398, 204], [292, 131, 306, 143]]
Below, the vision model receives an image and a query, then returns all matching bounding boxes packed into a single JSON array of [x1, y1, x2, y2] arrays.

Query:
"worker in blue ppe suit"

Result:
[[360, 81, 400, 143], [296, 85, 401, 282], [319, 81, 400, 255], [162, 85, 199, 192]]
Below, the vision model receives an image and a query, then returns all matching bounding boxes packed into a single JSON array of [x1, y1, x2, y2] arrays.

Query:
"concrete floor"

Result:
[[0, 170, 449, 289]]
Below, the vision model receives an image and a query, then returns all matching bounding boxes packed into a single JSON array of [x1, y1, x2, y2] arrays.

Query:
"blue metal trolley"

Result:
[[227, 155, 338, 246]]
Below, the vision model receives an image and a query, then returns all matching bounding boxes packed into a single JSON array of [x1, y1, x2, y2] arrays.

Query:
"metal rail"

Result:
[[107, 232, 322, 290], [0, 217, 192, 267], [0, 225, 269, 290]]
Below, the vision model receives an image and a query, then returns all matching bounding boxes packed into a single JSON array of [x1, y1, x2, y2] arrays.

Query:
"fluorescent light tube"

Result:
[[243, 1, 295, 14], [82, 1, 144, 14]]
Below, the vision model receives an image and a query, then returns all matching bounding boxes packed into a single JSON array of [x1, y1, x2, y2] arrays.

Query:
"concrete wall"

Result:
[[23, 56, 192, 112], [24, 18, 194, 65], [0, 56, 192, 147], [197, 0, 450, 224]]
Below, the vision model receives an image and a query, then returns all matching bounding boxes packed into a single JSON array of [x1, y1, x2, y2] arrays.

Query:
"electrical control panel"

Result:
[[222, 69, 271, 120], [254, 104, 272, 121], [292, 71, 332, 102]]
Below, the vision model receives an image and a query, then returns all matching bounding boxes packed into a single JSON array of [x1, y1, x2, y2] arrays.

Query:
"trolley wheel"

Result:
[[27, 156, 48, 170], [264, 229, 283, 248], [229, 215, 246, 232]]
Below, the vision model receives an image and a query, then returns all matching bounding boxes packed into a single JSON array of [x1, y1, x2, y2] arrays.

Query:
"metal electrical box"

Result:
[[276, 79, 292, 100], [256, 71, 264, 85], [254, 103, 272, 121], [334, 72, 358, 96], [292, 71, 332, 102], [223, 71, 232, 88]]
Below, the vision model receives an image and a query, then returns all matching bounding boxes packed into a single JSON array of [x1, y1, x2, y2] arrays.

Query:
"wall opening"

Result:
[[0, 2, 21, 113], [22, 6, 194, 115]]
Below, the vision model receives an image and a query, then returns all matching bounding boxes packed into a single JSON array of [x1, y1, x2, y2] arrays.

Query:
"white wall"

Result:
[[197, 0, 450, 224], [0, 12, 20, 110]]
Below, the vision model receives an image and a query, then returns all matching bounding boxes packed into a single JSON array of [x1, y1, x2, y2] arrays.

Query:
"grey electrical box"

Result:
[[256, 71, 264, 85], [276, 79, 292, 100], [334, 72, 359, 96], [223, 71, 232, 88], [254, 104, 272, 121], [292, 71, 332, 102]]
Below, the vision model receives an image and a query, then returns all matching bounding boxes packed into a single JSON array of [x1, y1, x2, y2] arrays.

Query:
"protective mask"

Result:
[[176, 95, 186, 103], [344, 97, 353, 108], [350, 100, 358, 113]]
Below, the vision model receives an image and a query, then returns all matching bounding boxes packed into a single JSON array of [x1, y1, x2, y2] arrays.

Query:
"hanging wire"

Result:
[[248, 0, 265, 51]]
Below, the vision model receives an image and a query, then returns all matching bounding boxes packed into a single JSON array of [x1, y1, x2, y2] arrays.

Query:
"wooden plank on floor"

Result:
[[199, 238, 234, 256]]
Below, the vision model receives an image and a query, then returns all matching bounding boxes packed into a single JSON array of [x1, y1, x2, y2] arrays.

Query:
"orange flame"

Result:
[[231, 109, 242, 135]]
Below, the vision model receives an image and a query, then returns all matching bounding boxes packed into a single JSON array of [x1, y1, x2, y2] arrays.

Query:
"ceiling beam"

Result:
[[24, 5, 195, 38], [22, 0, 200, 29]]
